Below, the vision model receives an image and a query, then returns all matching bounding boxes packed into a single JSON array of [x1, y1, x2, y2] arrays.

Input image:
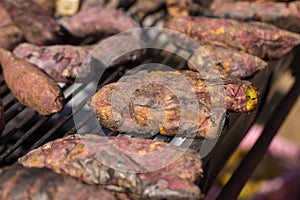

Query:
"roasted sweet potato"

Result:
[[13, 43, 92, 82], [188, 45, 268, 78], [33, 0, 55, 15], [19, 134, 203, 200], [0, 166, 123, 200], [0, 3, 23, 50], [0, 49, 64, 115], [58, 7, 140, 38], [88, 70, 258, 138], [2, 0, 61, 45], [207, 1, 300, 33], [166, 0, 209, 17], [13, 35, 145, 82], [134, 0, 165, 18], [165, 16, 300, 59]]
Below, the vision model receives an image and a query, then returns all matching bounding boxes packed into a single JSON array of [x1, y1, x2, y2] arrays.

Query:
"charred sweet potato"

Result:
[[165, 16, 300, 59], [58, 7, 140, 38], [19, 134, 203, 200], [0, 166, 123, 200], [0, 3, 23, 50], [188, 45, 267, 78], [207, 1, 300, 33], [0, 49, 64, 115], [2, 0, 61, 45], [88, 70, 258, 138]]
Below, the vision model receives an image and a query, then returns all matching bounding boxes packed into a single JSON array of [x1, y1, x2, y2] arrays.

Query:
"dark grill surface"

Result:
[[0, 3, 300, 199]]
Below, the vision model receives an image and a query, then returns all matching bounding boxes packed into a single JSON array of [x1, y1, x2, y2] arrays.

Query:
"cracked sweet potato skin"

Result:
[[19, 134, 203, 200], [188, 45, 267, 78], [58, 7, 140, 38], [207, 1, 300, 33], [0, 166, 121, 200], [165, 16, 300, 59], [88, 70, 257, 138], [0, 49, 64, 115], [0, 3, 23, 50], [2, 0, 61, 45]]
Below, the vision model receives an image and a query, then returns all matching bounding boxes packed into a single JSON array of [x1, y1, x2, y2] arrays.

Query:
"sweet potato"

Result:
[[33, 0, 55, 15], [13, 43, 92, 82], [58, 7, 140, 38], [165, 16, 300, 59], [19, 134, 203, 200], [207, 1, 300, 33], [0, 3, 23, 50], [134, 0, 165, 18], [2, 0, 61, 45], [88, 70, 258, 138], [188, 45, 268, 78], [0, 49, 64, 115], [0, 166, 123, 200], [13, 35, 145, 82], [166, 0, 209, 17]]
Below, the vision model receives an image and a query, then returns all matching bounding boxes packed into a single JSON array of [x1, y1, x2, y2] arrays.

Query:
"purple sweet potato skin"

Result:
[[19, 134, 203, 200], [207, 1, 300, 33], [32, 0, 55, 15], [0, 3, 23, 50], [13, 36, 146, 82], [58, 7, 140, 38], [0, 166, 120, 200], [188, 45, 267, 78], [165, 16, 300, 59], [0, 49, 64, 115], [88, 70, 256, 138], [13, 43, 92, 82], [2, 0, 61, 45]]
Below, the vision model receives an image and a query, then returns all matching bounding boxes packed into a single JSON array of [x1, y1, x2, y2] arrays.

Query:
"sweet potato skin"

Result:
[[88, 70, 257, 138], [0, 166, 120, 200], [13, 35, 146, 82], [134, 0, 165, 18], [0, 49, 64, 115], [58, 7, 140, 38], [188, 45, 267, 78], [2, 0, 61, 45], [207, 1, 300, 33], [0, 3, 23, 50], [19, 134, 203, 200], [13, 43, 92, 82], [165, 16, 300, 59], [32, 0, 55, 15]]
